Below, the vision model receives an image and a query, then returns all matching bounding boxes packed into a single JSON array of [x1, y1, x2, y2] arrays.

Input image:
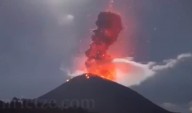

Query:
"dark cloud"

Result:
[[0, 0, 77, 99], [0, 0, 109, 99]]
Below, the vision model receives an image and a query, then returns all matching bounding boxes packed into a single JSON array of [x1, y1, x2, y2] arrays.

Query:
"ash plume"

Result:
[[85, 12, 123, 80]]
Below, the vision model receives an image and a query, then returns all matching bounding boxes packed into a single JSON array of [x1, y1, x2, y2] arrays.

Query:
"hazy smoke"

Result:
[[61, 53, 192, 87], [113, 58, 155, 86], [113, 53, 192, 86]]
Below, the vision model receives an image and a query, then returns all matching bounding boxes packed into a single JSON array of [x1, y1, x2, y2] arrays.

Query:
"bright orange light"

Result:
[[86, 61, 116, 81], [84, 1, 123, 81]]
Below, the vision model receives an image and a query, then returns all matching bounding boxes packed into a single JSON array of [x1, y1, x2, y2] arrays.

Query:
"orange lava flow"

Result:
[[85, 11, 123, 81]]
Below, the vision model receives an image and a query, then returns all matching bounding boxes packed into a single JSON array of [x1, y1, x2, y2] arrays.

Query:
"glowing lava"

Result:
[[85, 12, 123, 81]]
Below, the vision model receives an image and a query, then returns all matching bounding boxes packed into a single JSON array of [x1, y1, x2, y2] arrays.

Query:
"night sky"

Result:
[[0, 0, 192, 113]]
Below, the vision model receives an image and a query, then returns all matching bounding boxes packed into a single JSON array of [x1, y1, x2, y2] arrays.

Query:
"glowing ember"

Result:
[[85, 12, 123, 81], [85, 74, 90, 79]]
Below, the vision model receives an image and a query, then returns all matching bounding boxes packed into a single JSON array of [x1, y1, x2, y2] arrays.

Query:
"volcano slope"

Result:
[[39, 74, 173, 113]]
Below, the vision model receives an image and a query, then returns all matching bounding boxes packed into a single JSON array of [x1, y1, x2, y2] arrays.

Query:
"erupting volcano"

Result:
[[85, 12, 123, 81]]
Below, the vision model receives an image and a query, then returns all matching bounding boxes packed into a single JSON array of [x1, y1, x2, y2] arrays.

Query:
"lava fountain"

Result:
[[85, 12, 123, 81]]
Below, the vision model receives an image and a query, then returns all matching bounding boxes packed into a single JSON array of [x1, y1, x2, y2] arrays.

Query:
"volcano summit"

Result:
[[39, 74, 173, 113]]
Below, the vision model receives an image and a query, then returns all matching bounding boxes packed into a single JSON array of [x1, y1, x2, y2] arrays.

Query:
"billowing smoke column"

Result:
[[85, 12, 123, 80]]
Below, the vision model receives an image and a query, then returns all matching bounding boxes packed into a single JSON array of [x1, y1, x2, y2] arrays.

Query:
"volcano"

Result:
[[39, 74, 173, 113]]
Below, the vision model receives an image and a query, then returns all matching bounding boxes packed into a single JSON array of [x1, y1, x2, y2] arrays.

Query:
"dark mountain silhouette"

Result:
[[39, 74, 174, 113]]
